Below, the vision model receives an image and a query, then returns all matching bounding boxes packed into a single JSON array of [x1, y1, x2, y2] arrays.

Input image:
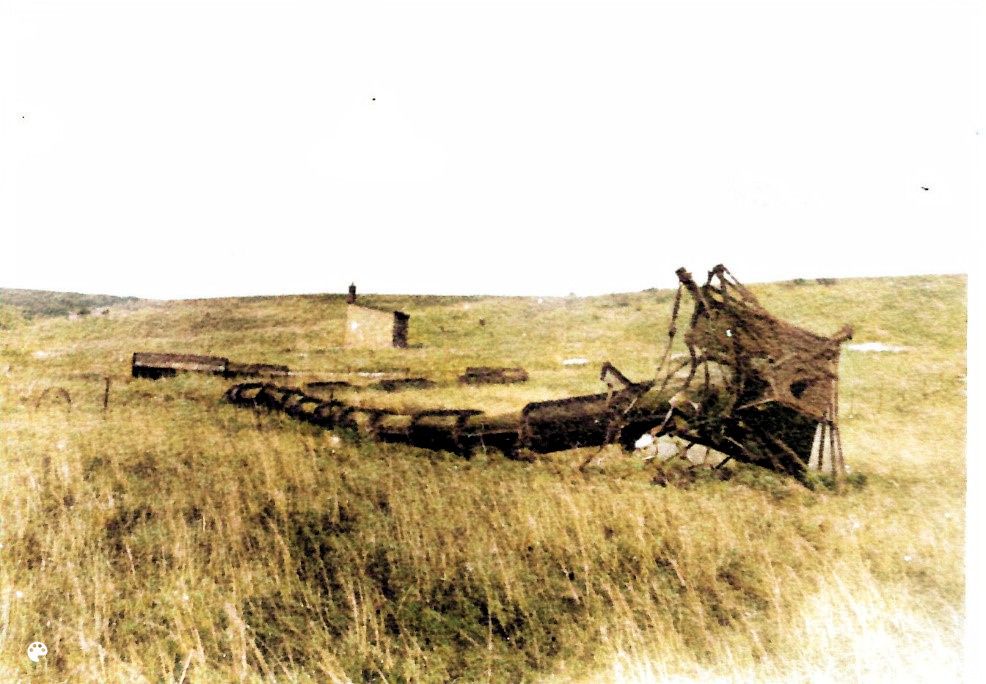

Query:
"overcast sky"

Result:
[[0, 0, 980, 298]]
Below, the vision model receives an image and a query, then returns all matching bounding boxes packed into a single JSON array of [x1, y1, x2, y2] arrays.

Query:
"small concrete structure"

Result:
[[343, 285, 410, 349]]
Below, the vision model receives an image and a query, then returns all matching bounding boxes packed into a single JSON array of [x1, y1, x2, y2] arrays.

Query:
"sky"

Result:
[[0, 0, 981, 298]]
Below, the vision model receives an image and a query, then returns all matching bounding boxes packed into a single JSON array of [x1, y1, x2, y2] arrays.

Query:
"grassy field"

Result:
[[0, 275, 966, 682]]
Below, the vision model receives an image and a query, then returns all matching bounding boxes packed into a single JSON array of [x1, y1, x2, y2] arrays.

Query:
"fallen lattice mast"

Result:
[[224, 266, 852, 483]]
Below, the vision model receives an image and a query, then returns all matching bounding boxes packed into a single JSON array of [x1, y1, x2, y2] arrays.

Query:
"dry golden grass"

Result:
[[0, 275, 965, 682]]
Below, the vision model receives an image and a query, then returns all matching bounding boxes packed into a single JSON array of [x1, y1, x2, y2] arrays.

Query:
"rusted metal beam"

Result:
[[132, 352, 227, 379], [371, 378, 436, 392], [132, 352, 290, 380], [458, 367, 529, 385], [225, 362, 290, 379]]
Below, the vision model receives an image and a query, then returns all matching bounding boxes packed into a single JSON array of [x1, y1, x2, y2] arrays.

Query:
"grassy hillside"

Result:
[[0, 275, 966, 682], [0, 288, 141, 320]]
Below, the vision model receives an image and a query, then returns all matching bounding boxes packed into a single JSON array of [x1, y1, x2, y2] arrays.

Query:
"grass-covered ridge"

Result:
[[0, 287, 141, 320], [0, 275, 966, 681]]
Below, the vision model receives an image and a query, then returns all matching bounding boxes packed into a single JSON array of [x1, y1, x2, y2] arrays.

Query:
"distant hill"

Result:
[[0, 287, 141, 318]]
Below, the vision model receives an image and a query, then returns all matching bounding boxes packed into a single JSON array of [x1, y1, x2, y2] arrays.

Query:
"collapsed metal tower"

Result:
[[224, 265, 852, 484], [638, 265, 853, 481]]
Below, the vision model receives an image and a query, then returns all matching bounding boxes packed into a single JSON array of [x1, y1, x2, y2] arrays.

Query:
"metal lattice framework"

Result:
[[630, 265, 853, 483]]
